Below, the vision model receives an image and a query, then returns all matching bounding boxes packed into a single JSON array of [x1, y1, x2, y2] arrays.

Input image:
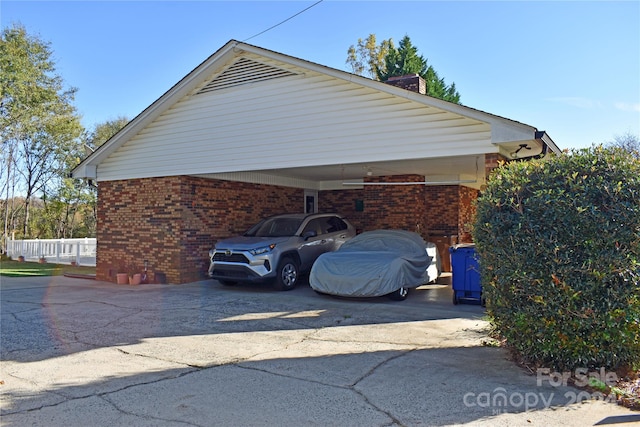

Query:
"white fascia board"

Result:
[[234, 42, 548, 142], [73, 164, 96, 179], [255, 42, 566, 159], [536, 131, 561, 154], [493, 130, 562, 160], [256, 47, 541, 141]]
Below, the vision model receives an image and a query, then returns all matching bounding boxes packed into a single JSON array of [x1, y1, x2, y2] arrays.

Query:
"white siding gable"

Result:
[[97, 52, 491, 181]]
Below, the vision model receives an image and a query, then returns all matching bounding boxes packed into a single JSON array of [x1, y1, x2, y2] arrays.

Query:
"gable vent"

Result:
[[197, 58, 298, 94]]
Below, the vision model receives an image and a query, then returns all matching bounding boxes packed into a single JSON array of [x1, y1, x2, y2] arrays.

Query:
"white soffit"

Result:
[[195, 155, 486, 190]]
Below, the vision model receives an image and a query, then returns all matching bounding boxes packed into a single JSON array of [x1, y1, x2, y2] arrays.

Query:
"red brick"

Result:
[[98, 174, 484, 284]]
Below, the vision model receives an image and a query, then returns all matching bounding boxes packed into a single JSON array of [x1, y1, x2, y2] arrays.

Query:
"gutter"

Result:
[[511, 131, 559, 161], [533, 130, 560, 158]]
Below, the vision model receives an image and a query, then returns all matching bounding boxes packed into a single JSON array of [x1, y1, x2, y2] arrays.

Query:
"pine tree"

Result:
[[347, 34, 461, 104]]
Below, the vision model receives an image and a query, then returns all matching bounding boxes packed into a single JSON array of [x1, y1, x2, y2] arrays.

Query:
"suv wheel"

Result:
[[274, 257, 298, 291]]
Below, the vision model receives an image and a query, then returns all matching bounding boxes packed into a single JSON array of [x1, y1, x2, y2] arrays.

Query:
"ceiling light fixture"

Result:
[[511, 143, 531, 158]]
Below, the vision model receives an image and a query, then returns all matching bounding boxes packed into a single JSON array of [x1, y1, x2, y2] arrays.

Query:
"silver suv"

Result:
[[208, 213, 356, 290]]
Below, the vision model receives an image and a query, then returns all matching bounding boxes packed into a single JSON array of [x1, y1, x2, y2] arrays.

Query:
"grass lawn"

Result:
[[0, 258, 96, 278]]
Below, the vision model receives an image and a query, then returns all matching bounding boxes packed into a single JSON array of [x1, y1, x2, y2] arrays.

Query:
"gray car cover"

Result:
[[309, 229, 432, 297]]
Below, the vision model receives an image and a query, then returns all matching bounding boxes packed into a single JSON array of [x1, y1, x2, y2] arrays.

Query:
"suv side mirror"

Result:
[[302, 230, 317, 240]]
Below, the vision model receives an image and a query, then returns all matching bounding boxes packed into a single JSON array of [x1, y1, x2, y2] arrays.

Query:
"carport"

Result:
[[72, 40, 560, 284]]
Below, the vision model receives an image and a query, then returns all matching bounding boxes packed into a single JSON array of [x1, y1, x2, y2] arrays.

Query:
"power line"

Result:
[[243, 0, 324, 42]]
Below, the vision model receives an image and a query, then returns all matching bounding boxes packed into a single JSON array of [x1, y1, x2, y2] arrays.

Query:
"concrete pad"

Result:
[[241, 336, 414, 387], [1, 275, 638, 426], [105, 365, 393, 427], [2, 346, 191, 412], [3, 395, 188, 427], [116, 330, 313, 368]]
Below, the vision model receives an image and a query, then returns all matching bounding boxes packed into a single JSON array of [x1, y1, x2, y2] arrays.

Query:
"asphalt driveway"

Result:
[[1, 275, 638, 426]]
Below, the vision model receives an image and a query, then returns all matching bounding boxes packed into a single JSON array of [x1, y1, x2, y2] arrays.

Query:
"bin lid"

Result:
[[449, 243, 476, 252]]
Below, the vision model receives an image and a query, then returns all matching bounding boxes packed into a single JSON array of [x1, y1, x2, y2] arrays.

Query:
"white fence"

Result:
[[5, 238, 97, 266]]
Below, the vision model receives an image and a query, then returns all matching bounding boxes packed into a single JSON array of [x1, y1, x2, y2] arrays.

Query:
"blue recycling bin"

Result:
[[449, 243, 483, 305]]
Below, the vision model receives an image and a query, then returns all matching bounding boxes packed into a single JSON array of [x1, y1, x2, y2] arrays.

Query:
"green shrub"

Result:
[[473, 146, 640, 371]]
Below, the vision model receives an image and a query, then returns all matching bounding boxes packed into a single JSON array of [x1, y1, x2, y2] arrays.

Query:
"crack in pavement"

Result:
[[98, 393, 203, 427], [91, 324, 413, 425], [0, 281, 493, 426], [113, 347, 216, 369], [2, 322, 414, 426], [234, 344, 415, 427], [1, 363, 201, 416]]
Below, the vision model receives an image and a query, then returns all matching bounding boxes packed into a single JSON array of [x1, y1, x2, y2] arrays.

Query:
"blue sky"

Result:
[[2, 1, 639, 150]]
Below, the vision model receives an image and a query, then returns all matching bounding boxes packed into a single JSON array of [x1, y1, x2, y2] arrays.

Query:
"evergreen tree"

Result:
[[376, 35, 425, 81], [347, 34, 461, 104]]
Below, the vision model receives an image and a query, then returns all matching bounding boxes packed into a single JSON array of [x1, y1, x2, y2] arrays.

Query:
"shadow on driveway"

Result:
[[1, 276, 635, 426]]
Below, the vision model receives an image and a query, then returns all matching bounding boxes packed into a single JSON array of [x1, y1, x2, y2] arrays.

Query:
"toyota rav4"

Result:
[[208, 213, 356, 290]]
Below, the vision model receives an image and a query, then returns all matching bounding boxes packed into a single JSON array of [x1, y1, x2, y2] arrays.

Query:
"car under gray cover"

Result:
[[309, 229, 434, 299]]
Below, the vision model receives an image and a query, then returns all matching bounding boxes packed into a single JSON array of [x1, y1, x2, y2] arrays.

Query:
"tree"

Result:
[[375, 35, 425, 82], [346, 34, 393, 79], [346, 34, 461, 104], [85, 116, 129, 151], [1, 24, 83, 239], [71, 116, 129, 237], [38, 177, 94, 238], [606, 131, 639, 159]]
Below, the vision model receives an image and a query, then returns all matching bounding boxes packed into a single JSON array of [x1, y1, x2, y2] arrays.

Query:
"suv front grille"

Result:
[[213, 252, 250, 264]]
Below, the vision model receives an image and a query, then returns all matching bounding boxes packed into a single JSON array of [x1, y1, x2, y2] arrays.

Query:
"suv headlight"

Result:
[[250, 244, 276, 256]]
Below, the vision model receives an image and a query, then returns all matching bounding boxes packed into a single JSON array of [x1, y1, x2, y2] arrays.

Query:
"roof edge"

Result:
[[72, 40, 559, 179], [72, 40, 243, 178]]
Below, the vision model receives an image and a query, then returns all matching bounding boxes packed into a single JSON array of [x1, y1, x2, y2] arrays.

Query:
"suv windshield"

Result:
[[244, 217, 303, 237]]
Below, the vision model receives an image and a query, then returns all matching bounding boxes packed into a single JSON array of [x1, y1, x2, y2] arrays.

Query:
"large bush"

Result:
[[473, 146, 640, 371]]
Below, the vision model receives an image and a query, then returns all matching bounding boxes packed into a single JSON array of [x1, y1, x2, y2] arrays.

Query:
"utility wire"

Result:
[[243, 0, 324, 42]]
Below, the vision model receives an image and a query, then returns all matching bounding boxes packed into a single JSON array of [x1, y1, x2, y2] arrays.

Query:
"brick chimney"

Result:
[[385, 74, 426, 95]]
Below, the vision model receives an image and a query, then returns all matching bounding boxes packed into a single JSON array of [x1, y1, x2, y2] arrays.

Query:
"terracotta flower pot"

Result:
[[116, 273, 129, 285], [129, 273, 142, 285]]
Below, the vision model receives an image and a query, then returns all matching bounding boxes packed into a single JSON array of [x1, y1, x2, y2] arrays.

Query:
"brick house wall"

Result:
[[97, 176, 301, 284], [321, 175, 474, 241], [98, 154, 506, 284], [421, 185, 479, 270], [321, 175, 457, 240], [318, 188, 366, 232], [485, 153, 506, 178], [423, 185, 478, 243], [424, 186, 460, 237], [361, 174, 428, 237]]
